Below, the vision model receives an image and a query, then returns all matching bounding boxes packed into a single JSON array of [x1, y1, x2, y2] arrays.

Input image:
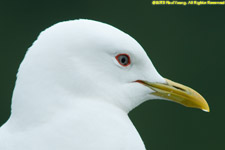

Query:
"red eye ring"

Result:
[[115, 53, 131, 67]]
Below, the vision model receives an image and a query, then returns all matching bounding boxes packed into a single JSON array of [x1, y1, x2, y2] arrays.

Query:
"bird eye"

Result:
[[115, 54, 131, 67]]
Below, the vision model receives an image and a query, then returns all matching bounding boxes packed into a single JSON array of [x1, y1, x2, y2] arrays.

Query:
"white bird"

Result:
[[0, 19, 209, 150]]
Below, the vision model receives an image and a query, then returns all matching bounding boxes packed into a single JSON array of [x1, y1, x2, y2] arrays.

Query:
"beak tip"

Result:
[[201, 105, 210, 112], [202, 109, 210, 112]]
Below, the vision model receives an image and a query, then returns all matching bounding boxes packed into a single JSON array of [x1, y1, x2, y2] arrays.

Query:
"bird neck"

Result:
[[8, 85, 130, 130], [4, 98, 146, 150], [6, 99, 135, 145]]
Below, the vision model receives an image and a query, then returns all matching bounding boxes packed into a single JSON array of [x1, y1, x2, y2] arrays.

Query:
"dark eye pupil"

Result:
[[119, 55, 128, 65], [121, 57, 126, 63]]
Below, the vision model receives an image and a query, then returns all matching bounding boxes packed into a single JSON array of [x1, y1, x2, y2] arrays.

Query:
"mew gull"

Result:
[[0, 19, 209, 150]]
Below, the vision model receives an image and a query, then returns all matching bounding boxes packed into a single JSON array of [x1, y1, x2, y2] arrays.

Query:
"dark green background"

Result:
[[0, 0, 224, 149]]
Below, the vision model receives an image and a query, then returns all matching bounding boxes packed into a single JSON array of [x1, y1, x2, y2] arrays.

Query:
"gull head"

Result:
[[12, 19, 209, 117]]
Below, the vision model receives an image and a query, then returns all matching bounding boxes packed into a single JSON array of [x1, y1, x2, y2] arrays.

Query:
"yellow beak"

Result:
[[137, 78, 210, 112]]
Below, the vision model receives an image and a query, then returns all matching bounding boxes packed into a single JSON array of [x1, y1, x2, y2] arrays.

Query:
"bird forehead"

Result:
[[37, 19, 148, 66], [47, 20, 138, 49]]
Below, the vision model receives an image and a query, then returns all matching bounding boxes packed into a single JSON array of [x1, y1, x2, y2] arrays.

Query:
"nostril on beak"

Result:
[[172, 85, 186, 92]]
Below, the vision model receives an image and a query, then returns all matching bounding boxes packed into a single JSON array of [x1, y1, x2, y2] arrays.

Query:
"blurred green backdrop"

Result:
[[0, 0, 224, 150]]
